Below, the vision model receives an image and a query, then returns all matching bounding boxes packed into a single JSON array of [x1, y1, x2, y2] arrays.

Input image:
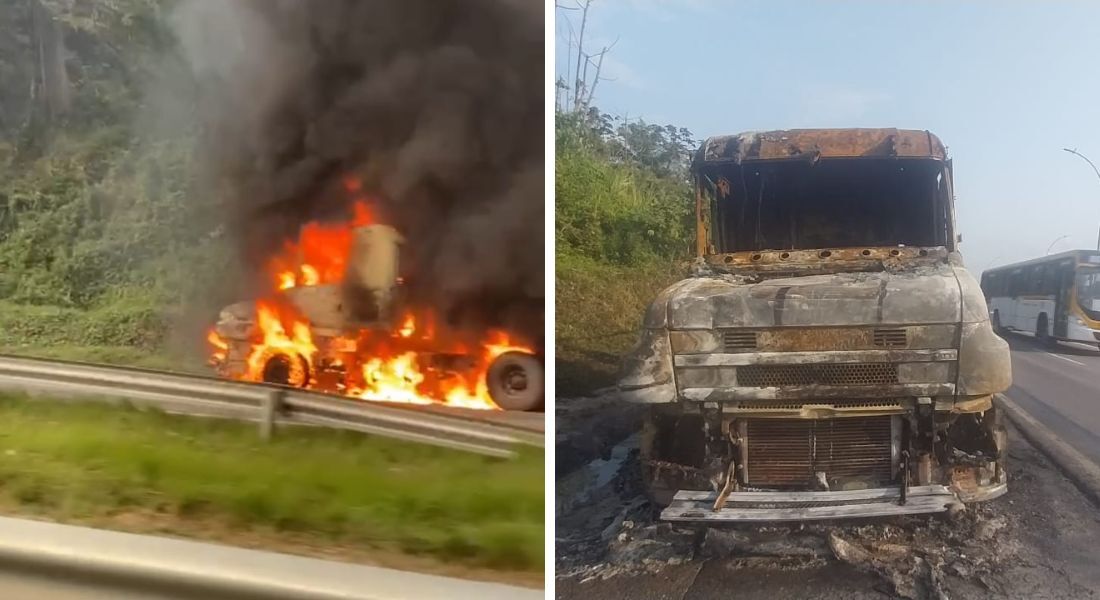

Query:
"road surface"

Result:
[[1002, 333, 1100, 463], [0, 516, 542, 600]]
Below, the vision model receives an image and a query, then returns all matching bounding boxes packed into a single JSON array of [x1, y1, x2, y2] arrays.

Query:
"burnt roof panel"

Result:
[[696, 128, 947, 166]]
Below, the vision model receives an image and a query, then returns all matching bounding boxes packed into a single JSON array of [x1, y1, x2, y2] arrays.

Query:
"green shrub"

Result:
[[554, 109, 696, 394], [555, 111, 694, 266], [555, 254, 686, 395]]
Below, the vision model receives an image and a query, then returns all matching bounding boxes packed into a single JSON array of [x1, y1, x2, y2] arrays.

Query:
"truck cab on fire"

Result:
[[620, 128, 1012, 521], [211, 223, 544, 412]]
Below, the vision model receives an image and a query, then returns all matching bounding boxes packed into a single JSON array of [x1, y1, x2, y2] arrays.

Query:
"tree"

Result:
[[0, 2, 37, 138], [31, 0, 73, 123], [610, 121, 696, 181], [557, 0, 616, 114], [557, 106, 698, 265]]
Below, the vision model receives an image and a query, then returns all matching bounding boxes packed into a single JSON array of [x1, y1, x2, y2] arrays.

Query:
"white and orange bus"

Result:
[[981, 250, 1100, 348]]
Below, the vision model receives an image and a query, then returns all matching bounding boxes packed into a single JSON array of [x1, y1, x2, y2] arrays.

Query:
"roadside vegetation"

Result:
[[555, 109, 696, 395], [0, 393, 543, 576], [0, 1, 238, 368]]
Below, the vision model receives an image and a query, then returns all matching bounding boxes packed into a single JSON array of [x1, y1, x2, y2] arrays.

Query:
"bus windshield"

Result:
[[1077, 269, 1100, 318]]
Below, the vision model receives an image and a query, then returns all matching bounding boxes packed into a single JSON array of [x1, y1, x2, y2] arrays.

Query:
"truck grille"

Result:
[[744, 417, 895, 486], [722, 330, 758, 351], [737, 363, 898, 387], [873, 328, 908, 347]]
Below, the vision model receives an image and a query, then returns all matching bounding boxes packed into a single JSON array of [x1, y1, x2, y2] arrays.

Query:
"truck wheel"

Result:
[[1036, 314, 1054, 347], [261, 352, 311, 388], [487, 352, 543, 411]]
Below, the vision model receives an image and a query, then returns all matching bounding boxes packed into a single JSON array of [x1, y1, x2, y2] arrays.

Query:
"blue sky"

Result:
[[555, 0, 1100, 274]]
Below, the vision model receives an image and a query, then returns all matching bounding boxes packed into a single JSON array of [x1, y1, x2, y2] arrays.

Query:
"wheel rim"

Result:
[[498, 365, 529, 398], [487, 352, 543, 410]]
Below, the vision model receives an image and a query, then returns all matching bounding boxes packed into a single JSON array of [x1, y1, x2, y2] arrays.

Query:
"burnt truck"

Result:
[[620, 129, 1012, 521]]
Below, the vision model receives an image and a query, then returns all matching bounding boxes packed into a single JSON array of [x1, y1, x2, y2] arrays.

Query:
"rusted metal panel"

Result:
[[669, 325, 959, 354], [694, 176, 707, 257], [680, 383, 956, 402], [719, 399, 908, 419], [743, 416, 895, 486], [661, 485, 958, 522], [696, 128, 947, 165], [665, 266, 964, 330], [705, 246, 948, 272], [672, 348, 957, 366]]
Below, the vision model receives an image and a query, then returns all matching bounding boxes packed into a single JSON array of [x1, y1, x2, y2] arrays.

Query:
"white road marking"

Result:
[[1048, 353, 1086, 367]]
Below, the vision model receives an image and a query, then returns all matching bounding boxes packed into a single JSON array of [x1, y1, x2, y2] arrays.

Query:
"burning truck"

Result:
[[208, 200, 544, 412], [620, 129, 1012, 521]]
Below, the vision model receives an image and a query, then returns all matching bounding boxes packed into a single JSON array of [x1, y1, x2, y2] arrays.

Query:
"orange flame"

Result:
[[300, 264, 320, 286], [268, 200, 373, 291], [212, 194, 535, 411], [207, 330, 228, 362], [398, 313, 416, 338], [357, 352, 429, 404]]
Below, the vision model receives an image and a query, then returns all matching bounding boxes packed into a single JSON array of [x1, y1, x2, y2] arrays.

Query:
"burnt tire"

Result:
[[261, 353, 311, 388], [487, 352, 543, 411]]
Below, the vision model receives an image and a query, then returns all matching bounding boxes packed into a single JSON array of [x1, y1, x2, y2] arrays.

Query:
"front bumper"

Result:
[[1065, 317, 1100, 344], [661, 483, 1006, 522]]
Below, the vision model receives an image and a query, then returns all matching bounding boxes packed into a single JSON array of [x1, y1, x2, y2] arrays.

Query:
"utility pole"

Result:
[[1063, 148, 1100, 251]]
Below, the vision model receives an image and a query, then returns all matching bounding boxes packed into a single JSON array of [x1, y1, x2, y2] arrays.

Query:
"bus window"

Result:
[[987, 273, 1002, 297], [1078, 270, 1100, 317]]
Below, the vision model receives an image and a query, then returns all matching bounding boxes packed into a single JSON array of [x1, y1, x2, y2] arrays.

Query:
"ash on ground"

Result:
[[556, 396, 1088, 600]]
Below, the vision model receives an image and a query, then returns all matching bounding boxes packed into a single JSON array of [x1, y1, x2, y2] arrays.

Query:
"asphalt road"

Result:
[[0, 572, 181, 600], [0, 516, 542, 600], [1002, 333, 1100, 464]]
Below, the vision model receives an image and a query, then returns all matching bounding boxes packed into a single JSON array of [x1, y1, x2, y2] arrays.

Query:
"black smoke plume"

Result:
[[174, 0, 544, 345]]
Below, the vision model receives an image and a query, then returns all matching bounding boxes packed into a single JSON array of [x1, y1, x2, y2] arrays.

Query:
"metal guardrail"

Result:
[[0, 354, 542, 457]]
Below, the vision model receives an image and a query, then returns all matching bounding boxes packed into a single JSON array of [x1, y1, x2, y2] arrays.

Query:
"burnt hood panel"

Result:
[[666, 267, 962, 329]]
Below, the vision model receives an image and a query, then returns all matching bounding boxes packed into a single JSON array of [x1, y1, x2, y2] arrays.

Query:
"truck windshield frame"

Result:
[[698, 158, 953, 254]]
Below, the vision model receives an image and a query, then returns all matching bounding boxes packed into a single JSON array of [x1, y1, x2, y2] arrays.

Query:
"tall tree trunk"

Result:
[[30, 0, 71, 122]]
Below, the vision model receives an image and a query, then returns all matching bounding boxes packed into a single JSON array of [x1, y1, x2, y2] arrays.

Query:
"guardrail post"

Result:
[[260, 389, 285, 441]]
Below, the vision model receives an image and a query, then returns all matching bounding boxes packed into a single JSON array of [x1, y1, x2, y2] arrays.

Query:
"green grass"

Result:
[[0, 393, 543, 571], [555, 254, 685, 395]]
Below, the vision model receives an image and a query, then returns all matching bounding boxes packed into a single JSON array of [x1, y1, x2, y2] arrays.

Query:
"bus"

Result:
[[980, 249, 1100, 348]]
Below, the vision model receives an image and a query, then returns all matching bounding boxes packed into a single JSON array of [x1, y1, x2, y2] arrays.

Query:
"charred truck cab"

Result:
[[620, 129, 1012, 521]]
